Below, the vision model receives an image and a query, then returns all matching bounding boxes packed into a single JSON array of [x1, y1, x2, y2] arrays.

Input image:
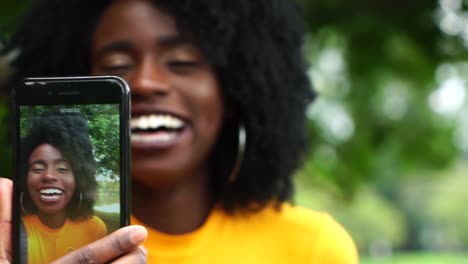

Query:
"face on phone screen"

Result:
[[18, 104, 122, 263]]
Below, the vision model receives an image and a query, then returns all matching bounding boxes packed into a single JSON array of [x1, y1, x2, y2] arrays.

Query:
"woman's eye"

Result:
[[94, 54, 135, 76], [169, 61, 197, 67], [167, 61, 199, 73], [100, 64, 132, 75], [29, 165, 44, 174], [31, 168, 44, 174], [56, 166, 70, 174]]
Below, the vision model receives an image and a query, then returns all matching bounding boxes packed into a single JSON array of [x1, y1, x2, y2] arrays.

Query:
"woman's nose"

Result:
[[41, 168, 58, 182], [128, 58, 170, 98]]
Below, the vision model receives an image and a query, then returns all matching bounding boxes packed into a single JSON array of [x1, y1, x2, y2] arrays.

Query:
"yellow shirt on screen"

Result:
[[131, 203, 358, 264], [22, 214, 107, 264]]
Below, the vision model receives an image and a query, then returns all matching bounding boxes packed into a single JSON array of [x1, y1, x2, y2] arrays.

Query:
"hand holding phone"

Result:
[[1, 177, 147, 264], [51, 225, 148, 264], [11, 76, 131, 263]]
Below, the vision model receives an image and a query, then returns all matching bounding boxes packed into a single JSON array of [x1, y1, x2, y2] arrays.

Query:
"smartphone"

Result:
[[10, 76, 131, 264]]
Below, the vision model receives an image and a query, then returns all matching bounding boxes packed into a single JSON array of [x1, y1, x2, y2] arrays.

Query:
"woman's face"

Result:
[[27, 143, 76, 215], [92, 0, 224, 188]]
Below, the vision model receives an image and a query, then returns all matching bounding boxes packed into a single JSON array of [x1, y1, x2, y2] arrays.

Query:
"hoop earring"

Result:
[[228, 123, 247, 184], [20, 192, 29, 215], [78, 192, 83, 209]]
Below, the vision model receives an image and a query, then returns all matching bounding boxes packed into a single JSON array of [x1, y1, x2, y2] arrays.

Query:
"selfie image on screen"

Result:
[[18, 104, 120, 263]]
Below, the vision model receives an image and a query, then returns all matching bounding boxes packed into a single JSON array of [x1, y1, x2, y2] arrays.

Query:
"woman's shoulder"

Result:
[[88, 215, 107, 231], [271, 203, 334, 228], [88, 215, 106, 225], [242, 203, 341, 231], [282, 204, 358, 263], [229, 203, 359, 264], [70, 215, 107, 232], [21, 214, 40, 229]]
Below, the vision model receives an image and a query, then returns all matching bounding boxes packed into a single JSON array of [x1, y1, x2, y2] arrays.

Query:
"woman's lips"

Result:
[[131, 128, 188, 150], [130, 113, 190, 151]]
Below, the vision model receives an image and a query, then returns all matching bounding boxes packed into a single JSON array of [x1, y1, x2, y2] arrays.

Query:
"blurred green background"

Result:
[[2, 0, 468, 262]]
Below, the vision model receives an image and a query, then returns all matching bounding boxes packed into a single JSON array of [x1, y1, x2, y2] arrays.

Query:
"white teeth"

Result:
[[40, 188, 63, 195], [131, 115, 184, 131], [137, 117, 149, 130]]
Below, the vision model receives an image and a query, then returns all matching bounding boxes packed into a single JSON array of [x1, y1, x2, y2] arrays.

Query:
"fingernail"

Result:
[[140, 245, 147, 255], [139, 246, 148, 262], [129, 226, 148, 244]]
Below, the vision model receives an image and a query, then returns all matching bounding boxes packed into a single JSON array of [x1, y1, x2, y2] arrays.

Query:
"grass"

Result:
[[94, 211, 120, 234], [360, 252, 468, 264]]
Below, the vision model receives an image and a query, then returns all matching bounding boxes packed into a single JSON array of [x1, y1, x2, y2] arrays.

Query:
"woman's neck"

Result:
[[131, 173, 214, 235], [37, 212, 67, 229]]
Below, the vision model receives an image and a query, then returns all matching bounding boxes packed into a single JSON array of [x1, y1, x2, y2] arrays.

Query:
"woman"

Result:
[[20, 113, 107, 263], [1, 0, 358, 263]]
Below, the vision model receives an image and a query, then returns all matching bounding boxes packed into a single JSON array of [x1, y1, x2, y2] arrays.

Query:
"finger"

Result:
[[0, 177, 13, 264], [52, 225, 148, 264], [0, 178, 12, 222], [111, 245, 147, 264]]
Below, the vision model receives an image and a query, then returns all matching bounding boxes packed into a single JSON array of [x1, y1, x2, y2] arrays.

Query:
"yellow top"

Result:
[[22, 214, 107, 264], [131, 203, 358, 264]]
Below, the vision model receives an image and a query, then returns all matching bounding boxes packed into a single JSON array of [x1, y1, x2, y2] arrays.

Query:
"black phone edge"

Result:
[[10, 76, 131, 263]]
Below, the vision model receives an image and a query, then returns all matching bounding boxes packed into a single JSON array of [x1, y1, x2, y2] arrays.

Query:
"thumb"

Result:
[[0, 177, 13, 264]]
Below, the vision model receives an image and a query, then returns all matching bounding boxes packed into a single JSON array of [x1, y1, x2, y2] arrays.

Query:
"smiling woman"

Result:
[[20, 113, 107, 263], [0, 0, 358, 263]]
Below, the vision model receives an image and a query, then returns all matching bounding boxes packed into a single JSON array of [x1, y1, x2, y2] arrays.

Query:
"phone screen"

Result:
[[12, 77, 130, 264]]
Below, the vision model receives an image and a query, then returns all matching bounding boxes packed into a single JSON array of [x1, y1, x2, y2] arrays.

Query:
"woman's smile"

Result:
[[37, 187, 64, 203], [130, 111, 189, 150]]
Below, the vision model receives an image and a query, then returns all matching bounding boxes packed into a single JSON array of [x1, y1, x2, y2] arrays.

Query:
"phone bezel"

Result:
[[11, 76, 131, 263]]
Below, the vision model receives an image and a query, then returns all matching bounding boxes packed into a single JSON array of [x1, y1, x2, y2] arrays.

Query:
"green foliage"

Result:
[[0, 1, 31, 36], [400, 163, 468, 251], [82, 104, 121, 179], [296, 174, 406, 253], [97, 181, 120, 206], [361, 252, 468, 264], [302, 1, 459, 194], [18, 105, 121, 181]]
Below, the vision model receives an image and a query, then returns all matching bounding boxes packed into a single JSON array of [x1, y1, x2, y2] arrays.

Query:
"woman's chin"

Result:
[[35, 203, 67, 216], [131, 162, 198, 189]]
